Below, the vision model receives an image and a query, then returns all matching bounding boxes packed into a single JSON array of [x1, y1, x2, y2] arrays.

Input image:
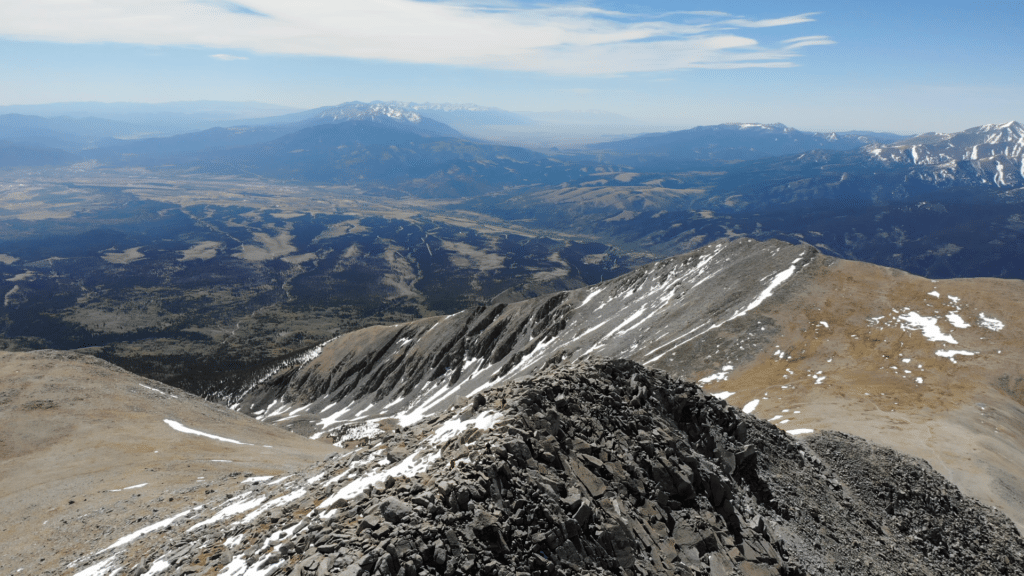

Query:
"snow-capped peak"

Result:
[[314, 102, 423, 124], [868, 120, 1024, 187]]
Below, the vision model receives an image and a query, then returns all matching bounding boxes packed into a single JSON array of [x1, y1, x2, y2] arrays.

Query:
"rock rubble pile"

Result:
[[90, 359, 1023, 576]]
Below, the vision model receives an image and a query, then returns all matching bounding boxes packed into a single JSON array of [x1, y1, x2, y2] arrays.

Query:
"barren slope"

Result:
[[0, 350, 338, 575], [695, 253, 1024, 531]]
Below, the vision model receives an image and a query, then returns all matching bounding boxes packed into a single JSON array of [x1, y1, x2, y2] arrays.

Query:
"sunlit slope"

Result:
[[699, 254, 1024, 530], [0, 350, 337, 574]]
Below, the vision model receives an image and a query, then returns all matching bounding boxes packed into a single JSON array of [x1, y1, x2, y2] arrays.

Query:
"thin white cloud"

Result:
[[726, 13, 819, 28], [0, 1, 832, 75], [210, 53, 248, 60], [781, 35, 836, 49]]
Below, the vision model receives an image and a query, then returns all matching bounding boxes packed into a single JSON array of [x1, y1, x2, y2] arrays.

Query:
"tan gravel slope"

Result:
[[690, 255, 1024, 531], [0, 350, 339, 575]]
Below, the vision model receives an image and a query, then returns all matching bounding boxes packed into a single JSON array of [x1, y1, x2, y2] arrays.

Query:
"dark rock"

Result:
[[358, 515, 382, 534]]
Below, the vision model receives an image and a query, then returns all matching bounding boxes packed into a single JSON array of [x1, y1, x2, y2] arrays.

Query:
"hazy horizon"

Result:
[[1, 1, 1020, 135]]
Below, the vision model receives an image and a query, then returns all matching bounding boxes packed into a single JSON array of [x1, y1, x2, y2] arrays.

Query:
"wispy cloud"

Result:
[[195, 0, 270, 18], [210, 53, 248, 60], [726, 13, 819, 28], [0, 1, 832, 75], [781, 36, 836, 50]]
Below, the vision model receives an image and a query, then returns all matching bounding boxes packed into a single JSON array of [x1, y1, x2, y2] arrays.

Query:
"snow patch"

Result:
[[318, 401, 356, 429], [700, 365, 733, 384], [896, 312, 958, 344], [428, 410, 502, 446], [240, 488, 307, 524], [138, 382, 177, 398], [188, 492, 266, 531], [333, 421, 385, 444], [140, 559, 171, 575], [73, 557, 119, 576], [945, 312, 970, 328], [935, 350, 976, 363], [164, 420, 249, 445], [978, 313, 1004, 331], [103, 506, 201, 551], [108, 482, 148, 492]]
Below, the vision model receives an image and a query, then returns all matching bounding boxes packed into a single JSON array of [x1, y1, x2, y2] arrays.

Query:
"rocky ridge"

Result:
[[224, 238, 1024, 532], [69, 360, 1024, 576], [869, 121, 1024, 187]]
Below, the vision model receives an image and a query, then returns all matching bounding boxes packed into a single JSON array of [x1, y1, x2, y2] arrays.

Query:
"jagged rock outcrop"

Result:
[[73, 360, 1024, 576]]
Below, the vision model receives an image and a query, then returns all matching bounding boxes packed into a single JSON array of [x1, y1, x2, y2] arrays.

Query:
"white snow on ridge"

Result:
[[945, 312, 970, 328], [102, 505, 201, 552], [896, 312, 958, 344], [164, 420, 250, 445], [732, 264, 797, 320], [140, 559, 171, 576], [978, 313, 1005, 331], [742, 399, 759, 414], [578, 287, 604, 307], [319, 409, 502, 509], [700, 365, 733, 384], [333, 421, 384, 444], [73, 556, 118, 576], [320, 449, 441, 508], [393, 378, 468, 427], [935, 350, 976, 363], [108, 482, 148, 492], [188, 492, 266, 532], [428, 410, 502, 446], [318, 401, 356, 429], [240, 488, 307, 524], [138, 382, 177, 398]]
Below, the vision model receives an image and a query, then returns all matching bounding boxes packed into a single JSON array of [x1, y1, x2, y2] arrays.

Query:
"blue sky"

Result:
[[0, 0, 1020, 133]]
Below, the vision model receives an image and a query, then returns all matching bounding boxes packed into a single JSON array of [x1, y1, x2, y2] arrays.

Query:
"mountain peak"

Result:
[[869, 121, 1024, 185], [732, 122, 790, 131], [315, 101, 423, 124], [980, 120, 1022, 132], [297, 101, 463, 138]]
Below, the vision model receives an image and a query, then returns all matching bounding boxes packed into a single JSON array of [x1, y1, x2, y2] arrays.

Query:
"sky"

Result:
[[0, 0, 1021, 134]]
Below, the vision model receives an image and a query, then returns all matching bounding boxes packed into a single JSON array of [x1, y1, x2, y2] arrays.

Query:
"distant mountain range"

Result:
[[868, 120, 1024, 187], [582, 122, 906, 169], [24, 102, 1016, 198], [0, 100, 301, 135], [4, 102, 1024, 282]]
